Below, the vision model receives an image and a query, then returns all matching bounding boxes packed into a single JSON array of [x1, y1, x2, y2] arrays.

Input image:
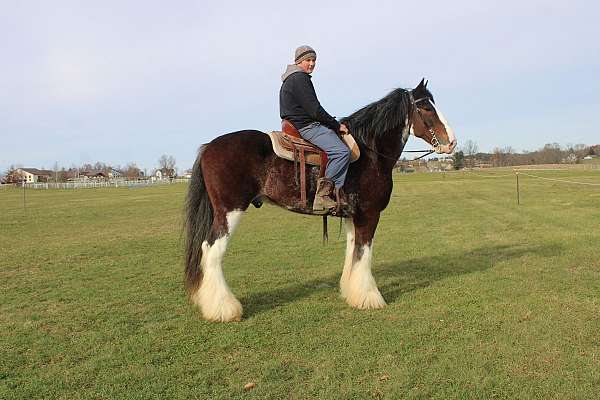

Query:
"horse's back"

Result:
[[201, 130, 272, 162]]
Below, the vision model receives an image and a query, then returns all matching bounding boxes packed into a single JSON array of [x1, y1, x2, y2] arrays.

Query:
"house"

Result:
[[13, 168, 54, 183], [108, 168, 123, 179], [79, 170, 109, 180], [153, 168, 175, 180]]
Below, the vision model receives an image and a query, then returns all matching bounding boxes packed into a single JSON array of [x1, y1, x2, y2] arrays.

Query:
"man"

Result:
[[279, 45, 350, 212]]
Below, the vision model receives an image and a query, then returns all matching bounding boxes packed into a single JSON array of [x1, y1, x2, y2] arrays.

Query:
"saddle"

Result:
[[267, 120, 360, 210]]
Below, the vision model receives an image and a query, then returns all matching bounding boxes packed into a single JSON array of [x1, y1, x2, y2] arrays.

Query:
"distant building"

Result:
[[13, 168, 53, 183], [79, 170, 109, 180], [153, 168, 175, 180], [109, 168, 123, 179]]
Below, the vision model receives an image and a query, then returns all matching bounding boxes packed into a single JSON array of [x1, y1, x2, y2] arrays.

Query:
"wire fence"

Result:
[[0, 178, 189, 190], [517, 172, 600, 187], [464, 170, 514, 178]]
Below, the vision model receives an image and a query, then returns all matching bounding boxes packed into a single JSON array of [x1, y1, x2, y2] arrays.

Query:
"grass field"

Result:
[[2, 170, 600, 399]]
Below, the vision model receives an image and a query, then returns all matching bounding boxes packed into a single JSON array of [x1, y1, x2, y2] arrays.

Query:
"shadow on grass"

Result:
[[240, 242, 562, 318]]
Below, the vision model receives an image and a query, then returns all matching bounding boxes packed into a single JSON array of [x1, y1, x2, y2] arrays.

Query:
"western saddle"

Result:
[[266, 120, 360, 213], [279, 120, 328, 210]]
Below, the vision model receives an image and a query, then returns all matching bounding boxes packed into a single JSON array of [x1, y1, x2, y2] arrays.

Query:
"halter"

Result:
[[409, 91, 442, 152]]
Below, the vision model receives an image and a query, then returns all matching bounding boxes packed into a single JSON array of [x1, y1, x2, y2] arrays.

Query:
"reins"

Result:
[[359, 142, 434, 161]]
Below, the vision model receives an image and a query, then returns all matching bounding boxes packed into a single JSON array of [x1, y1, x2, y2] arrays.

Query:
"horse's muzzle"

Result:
[[435, 139, 457, 154]]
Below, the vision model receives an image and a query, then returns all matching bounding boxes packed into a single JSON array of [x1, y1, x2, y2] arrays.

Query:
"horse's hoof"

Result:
[[346, 290, 387, 310], [202, 299, 243, 323]]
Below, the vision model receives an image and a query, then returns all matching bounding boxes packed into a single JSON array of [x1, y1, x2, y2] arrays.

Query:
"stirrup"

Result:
[[331, 187, 350, 216]]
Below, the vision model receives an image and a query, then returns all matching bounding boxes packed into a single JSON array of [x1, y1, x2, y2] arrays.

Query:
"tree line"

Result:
[[451, 142, 599, 169], [1, 155, 178, 183]]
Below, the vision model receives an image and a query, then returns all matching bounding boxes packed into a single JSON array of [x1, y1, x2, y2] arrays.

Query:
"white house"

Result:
[[15, 168, 53, 183], [108, 168, 123, 179], [152, 168, 175, 180]]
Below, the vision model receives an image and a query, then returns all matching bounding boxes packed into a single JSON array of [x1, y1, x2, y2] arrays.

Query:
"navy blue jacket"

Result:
[[279, 71, 341, 133]]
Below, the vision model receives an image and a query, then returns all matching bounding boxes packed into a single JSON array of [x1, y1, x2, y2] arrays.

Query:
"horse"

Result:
[[184, 78, 456, 322]]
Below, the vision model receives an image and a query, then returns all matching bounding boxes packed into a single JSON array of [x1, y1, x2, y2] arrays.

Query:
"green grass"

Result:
[[1, 170, 600, 399]]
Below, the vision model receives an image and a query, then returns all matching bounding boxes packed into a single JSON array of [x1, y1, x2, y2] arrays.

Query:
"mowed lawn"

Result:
[[1, 170, 600, 399]]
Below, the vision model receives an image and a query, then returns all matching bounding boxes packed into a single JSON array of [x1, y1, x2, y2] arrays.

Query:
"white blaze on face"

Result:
[[431, 102, 456, 145]]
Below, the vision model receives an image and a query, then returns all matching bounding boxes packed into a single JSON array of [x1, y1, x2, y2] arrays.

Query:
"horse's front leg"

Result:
[[340, 211, 386, 309]]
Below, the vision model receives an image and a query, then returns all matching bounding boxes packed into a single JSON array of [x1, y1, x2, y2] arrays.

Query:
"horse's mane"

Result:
[[341, 88, 432, 144]]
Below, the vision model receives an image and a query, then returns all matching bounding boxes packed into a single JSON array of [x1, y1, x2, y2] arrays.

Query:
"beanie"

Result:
[[294, 45, 317, 63]]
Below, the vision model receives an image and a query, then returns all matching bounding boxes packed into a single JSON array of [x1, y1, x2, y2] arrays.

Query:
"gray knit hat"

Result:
[[294, 45, 317, 64]]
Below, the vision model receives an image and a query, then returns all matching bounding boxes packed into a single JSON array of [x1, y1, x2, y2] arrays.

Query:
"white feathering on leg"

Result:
[[340, 218, 355, 299], [345, 243, 386, 310]]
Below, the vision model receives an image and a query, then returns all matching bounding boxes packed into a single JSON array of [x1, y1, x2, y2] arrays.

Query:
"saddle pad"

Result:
[[266, 131, 360, 165]]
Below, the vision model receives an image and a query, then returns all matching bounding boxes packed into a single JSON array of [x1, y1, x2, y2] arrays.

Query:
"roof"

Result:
[[80, 170, 108, 177], [19, 168, 53, 176]]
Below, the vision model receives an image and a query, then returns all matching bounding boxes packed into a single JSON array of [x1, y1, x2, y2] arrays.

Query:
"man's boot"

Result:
[[313, 178, 337, 212]]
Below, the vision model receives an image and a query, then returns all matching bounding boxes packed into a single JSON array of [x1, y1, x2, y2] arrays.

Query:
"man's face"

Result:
[[297, 57, 316, 74]]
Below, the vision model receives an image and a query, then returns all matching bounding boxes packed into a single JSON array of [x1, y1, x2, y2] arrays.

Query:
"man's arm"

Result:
[[291, 74, 341, 133]]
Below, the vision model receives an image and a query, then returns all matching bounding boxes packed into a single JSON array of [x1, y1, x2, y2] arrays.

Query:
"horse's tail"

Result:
[[184, 145, 213, 295]]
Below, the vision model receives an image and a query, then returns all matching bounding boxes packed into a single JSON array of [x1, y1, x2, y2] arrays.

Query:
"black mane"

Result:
[[341, 87, 432, 144]]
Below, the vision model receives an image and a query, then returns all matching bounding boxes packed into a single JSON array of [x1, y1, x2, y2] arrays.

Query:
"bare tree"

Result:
[[52, 161, 60, 182], [158, 155, 176, 170], [537, 143, 562, 164], [123, 163, 141, 180], [158, 154, 176, 178], [462, 139, 479, 168]]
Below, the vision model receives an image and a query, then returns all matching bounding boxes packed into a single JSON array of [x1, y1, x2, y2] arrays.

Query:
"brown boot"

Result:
[[313, 178, 337, 211]]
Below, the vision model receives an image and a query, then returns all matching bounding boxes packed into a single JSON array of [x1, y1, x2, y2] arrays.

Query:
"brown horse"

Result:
[[184, 79, 456, 322]]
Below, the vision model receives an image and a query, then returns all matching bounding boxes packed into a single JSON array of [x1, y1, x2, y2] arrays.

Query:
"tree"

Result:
[[158, 155, 176, 170], [537, 143, 562, 164], [452, 150, 464, 170], [462, 139, 478, 168], [52, 161, 61, 182], [123, 163, 141, 180]]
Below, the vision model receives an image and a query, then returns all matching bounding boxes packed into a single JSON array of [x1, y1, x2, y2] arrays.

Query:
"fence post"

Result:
[[23, 182, 26, 212], [516, 171, 520, 205]]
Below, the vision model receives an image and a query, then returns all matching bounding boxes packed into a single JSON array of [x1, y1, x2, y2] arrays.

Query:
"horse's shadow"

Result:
[[240, 242, 562, 318]]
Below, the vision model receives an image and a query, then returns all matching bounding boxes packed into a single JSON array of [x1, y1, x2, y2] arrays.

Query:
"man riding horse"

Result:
[[279, 45, 350, 213]]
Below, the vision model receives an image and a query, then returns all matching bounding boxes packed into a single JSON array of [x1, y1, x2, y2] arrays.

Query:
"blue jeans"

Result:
[[298, 123, 350, 189]]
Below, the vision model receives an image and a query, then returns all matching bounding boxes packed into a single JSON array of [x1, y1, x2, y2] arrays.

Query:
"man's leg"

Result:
[[299, 123, 351, 212], [299, 124, 351, 188]]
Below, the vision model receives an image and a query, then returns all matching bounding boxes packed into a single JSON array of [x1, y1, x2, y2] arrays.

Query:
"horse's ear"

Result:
[[424, 79, 428, 87], [417, 78, 425, 88]]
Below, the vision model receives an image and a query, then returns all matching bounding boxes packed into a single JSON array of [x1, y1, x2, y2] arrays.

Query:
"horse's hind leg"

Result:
[[341, 212, 386, 309], [191, 209, 244, 322]]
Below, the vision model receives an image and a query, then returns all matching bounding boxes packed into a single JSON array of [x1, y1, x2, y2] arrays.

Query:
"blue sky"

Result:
[[1, 0, 599, 173]]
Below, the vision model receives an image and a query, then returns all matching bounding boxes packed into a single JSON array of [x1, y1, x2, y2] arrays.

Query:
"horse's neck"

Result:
[[371, 124, 409, 169]]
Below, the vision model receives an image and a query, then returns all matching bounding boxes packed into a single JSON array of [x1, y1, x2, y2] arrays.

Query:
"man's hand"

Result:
[[339, 123, 349, 135]]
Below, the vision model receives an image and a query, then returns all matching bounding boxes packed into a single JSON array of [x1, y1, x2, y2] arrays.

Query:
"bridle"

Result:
[[409, 90, 442, 152], [359, 90, 444, 161]]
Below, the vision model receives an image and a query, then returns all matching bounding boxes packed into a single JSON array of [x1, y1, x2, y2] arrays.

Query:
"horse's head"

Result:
[[410, 79, 457, 154]]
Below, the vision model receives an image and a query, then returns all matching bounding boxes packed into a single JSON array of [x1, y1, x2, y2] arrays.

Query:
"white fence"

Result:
[[0, 178, 189, 190]]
